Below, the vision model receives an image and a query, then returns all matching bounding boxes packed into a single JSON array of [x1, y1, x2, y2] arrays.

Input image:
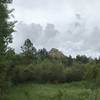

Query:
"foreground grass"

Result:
[[5, 81, 100, 100]]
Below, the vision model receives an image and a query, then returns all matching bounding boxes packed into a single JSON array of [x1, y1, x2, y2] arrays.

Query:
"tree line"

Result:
[[4, 38, 100, 85]]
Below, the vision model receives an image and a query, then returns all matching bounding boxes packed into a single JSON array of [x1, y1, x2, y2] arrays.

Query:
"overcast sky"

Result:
[[10, 0, 100, 57]]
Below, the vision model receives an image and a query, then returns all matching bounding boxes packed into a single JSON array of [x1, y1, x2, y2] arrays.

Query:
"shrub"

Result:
[[30, 59, 65, 83], [65, 65, 85, 82]]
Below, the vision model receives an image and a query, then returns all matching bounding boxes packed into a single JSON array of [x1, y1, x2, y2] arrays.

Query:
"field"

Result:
[[5, 81, 99, 100]]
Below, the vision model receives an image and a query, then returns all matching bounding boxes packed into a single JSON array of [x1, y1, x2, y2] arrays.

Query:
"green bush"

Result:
[[30, 59, 65, 83], [84, 63, 100, 81], [65, 65, 85, 82], [12, 59, 66, 83], [11, 65, 34, 84], [11, 59, 88, 84]]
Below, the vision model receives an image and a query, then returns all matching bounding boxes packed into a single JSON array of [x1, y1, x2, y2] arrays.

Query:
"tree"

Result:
[[76, 55, 89, 64], [21, 39, 37, 64], [37, 48, 48, 61], [66, 55, 73, 66], [0, 0, 15, 98], [0, 0, 15, 58], [5, 47, 15, 60]]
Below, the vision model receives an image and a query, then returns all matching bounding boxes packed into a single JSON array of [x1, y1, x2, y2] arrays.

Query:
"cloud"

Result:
[[11, 22, 60, 52], [10, 19, 100, 57], [11, 22, 43, 52], [9, 0, 100, 57]]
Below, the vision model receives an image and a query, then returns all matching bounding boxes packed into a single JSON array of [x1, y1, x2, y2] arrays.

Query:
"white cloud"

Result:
[[9, 0, 100, 57]]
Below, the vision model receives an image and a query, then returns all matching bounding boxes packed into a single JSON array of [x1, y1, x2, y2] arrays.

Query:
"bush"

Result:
[[84, 63, 100, 81], [65, 64, 85, 82], [12, 65, 34, 84], [30, 59, 65, 83], [12, 59, 66, 83]]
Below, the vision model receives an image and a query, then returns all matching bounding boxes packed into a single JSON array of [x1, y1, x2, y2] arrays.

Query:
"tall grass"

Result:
[[5, 81, 100, 100]]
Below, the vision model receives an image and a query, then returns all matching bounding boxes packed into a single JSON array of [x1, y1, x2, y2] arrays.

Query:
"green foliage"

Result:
[[75, 55, 89, 64], [66, 55, 73, 66], [0, 0, 15, 57], [21, 39, 36, 56], [0, 0, 15, 98], [84, 63, 100, 81], [65, 64, 85, 82], [8, 41, 100, 85], [21, 39, 37, 65], [37, 48, 48, 61], [12, 59, 65, 83], [5, 82, 92, 100]]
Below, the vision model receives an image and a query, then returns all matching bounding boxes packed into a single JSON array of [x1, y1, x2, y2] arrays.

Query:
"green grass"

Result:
[[5, 81, 100, 100]]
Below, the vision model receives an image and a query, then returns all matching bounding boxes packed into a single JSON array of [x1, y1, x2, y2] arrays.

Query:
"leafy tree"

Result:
[[49, 48, 65, 59], [5, 47, 15, 60], [0, 0, 15, 58], [76, 55, 89, 64], [37, 48, 48, 61], [66, 55, 73, 66], [0, 0, 15, 98], [21, 39, 36, 56], [21, 39, 37, 64], [65, 67, 84, 82]]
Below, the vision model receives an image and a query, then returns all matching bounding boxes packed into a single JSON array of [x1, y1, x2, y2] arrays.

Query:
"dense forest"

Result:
[[0, 0, 100, 100]]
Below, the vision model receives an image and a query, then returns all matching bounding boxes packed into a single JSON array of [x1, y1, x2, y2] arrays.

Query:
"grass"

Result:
[[5, 81, 100, 100]]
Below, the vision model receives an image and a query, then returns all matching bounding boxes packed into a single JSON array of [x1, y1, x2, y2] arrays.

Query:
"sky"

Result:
[[9, 0, 100, 57]]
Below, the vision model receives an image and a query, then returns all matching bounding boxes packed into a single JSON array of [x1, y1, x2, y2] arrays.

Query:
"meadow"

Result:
[[5, 81, 99, 100]]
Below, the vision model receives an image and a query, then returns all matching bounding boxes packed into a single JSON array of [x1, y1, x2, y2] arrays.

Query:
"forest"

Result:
[[0, 0, 100, 100]]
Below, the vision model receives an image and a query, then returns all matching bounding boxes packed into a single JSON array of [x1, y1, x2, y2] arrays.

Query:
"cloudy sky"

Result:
[[10, 0, 100, 57]]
